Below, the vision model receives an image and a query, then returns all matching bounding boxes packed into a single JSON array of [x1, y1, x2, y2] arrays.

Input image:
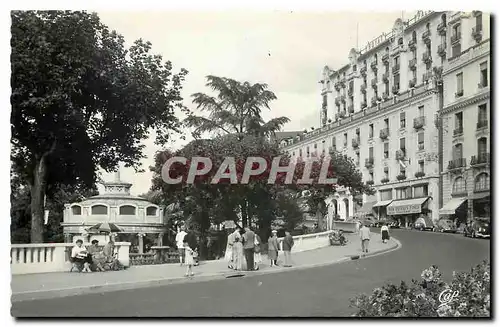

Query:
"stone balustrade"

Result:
[[10, 242, 131, 275]]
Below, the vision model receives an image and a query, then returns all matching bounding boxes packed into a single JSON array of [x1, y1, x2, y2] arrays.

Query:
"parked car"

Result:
[[414, 217, 433, 231], [464, 218, 491, 238], [389, 221, 401, 229], [434, 218, 458, 233]]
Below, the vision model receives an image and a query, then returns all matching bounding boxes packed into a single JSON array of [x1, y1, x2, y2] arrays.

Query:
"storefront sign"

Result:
[[387, 204, 422, 215]]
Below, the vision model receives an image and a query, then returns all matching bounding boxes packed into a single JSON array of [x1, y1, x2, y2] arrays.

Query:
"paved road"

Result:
[[12, 229, 490, 317]]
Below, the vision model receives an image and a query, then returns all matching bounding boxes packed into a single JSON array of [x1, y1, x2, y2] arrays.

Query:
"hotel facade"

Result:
[[279, 11, 490, 229]]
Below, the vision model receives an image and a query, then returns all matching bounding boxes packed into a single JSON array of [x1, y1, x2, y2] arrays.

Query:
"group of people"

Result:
[[358, 222, 391, 253], [70, 238, 124, 272], [225, 228, 295, 271]]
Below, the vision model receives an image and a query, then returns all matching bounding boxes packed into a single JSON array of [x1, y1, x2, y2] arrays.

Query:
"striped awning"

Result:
[[373, 200, 393, 208], [439, 197, 467, 215]]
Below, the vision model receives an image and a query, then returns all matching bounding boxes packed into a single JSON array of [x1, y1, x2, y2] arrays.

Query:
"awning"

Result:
[[439, 197, 467, 215], [470, 192, 490, 201], [373, 200, 393, 208], [387, 197, 430, 216], [357, 201, 376, 213]]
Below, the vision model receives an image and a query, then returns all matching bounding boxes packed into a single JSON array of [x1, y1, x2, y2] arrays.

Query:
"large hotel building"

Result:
[[279, 11, 490, 229]]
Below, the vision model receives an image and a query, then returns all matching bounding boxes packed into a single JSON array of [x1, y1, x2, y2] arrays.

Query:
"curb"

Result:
[[11, 237, 401, 303]]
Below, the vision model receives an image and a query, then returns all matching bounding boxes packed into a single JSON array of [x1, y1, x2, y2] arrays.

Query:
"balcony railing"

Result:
[[453, 126, 463, 136], [422, 52, 432, 63], [360, 66, 367, 76], [382, 53, 389, 64], [352, 138, 360, 148], [365, 158, 374, 168], [437, 22, 446, 35], [408, 38, 417, 50], [371, 78, 378, 88], [361, 101, 367, 109], [437, 44, 446, 57], [472, 25, 483, 41], [422, 71, 433, 82], [396, 149, 406, 160], [382, 72, 389, 83], [477, 119, 488, 129], [413, 116, 426, 129], [370, 61, 378, 71], [392, 63, 400, 74], [408, 78, 416, 88], [451, 32, 461, 44], [422, 30, 431, 44], [339, 111, 347, 119], [409, 58, 417, 70], [360, 83, 367, 93], [448, 158, 466, 170], [418, 142, 425, 151], [379, 128, 389, 140], [470, 153, 490, 166]]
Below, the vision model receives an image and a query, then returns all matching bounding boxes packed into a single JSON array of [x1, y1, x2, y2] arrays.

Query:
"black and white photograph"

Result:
[[6, 3, 492, 319]]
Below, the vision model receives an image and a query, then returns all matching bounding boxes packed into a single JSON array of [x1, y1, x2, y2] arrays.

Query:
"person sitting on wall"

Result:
[[71, 239, 93, 273], [88, 240, 106, 272]]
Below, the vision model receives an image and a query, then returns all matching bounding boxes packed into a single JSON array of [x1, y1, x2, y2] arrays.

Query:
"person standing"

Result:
[[183, 227, 199, 266], [183, 240, 195, 277], [253, 233, 262, 270], [360, 223, 371, 253], [224, 227, 236, 269], [282, 231, 294, 267], [232, 229, 244, 270], [242, 226, 255, 271], [175, 225, 187, 266], [267, 230, 279, 267], [381, 223, 390, 243]]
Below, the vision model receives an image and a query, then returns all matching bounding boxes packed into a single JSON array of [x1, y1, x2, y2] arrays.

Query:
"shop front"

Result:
[[372, 200, 393, 220], [471, 193, 490, 219], [386, 197, 431, 227], [439, 197, 468, 225]]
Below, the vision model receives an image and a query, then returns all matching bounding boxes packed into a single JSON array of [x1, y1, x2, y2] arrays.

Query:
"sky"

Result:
[[96, 10, 416, 195]]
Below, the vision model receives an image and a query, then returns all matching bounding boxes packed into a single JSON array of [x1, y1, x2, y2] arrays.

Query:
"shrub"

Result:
[[350, 261, 490, 317], [381, 177, 390, 183], [415, 171, 426, 178], [366, 180, 375, 185], [396, 174, 407, 181]]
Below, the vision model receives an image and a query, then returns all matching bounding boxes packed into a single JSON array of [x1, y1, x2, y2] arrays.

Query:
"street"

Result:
[[12, 229, 490, 317]]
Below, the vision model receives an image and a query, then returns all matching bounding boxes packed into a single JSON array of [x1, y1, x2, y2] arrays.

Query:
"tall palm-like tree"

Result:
[[184, 76, 290, 139]]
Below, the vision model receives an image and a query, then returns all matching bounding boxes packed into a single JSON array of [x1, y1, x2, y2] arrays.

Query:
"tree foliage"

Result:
[[11, 10, 187, 242]]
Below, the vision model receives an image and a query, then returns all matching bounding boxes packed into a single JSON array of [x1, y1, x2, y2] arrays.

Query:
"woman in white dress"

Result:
[[224, 228, 236, 269], [253, 233, 262, 270]]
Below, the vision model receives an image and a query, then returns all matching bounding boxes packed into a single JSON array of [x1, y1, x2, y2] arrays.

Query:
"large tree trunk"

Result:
[[241, 201, 248, 227], [30, 156, 49, 243]]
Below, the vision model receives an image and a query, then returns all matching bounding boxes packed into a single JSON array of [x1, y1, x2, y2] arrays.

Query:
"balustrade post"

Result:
[[117, 242, 130, 267], [138, 234, 144, 254]]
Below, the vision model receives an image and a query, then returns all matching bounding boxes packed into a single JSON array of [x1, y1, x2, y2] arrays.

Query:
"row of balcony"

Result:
[[448, 153, 490, 170]]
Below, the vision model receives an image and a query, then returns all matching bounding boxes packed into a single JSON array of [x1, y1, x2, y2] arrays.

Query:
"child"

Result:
[[183, 241, 195, 277]]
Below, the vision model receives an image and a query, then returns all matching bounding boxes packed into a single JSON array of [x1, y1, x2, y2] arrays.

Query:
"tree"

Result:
[[184, 76, 290, 140], [11, 11, 187, 242]]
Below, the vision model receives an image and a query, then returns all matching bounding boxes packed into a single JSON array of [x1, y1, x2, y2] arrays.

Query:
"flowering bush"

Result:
[[350, 261, 490, 317]]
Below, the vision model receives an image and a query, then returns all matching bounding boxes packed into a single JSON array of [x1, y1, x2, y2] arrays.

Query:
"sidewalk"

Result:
[[11, 233, 399, 302]]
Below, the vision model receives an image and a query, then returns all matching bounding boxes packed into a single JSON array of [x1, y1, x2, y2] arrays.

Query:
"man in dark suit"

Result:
[[242, 226, 255, 271]]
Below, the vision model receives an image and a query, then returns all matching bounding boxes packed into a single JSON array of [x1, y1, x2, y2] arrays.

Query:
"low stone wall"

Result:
[[277, 230, 332, 253], [10, 242, 131, 275]]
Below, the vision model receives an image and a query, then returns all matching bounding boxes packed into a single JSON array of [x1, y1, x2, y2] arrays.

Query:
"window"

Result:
[[299, 149, 303, 157], [314, 143, 317, 149], [146, 206, 158, 216], [400, 165, 406, 176], [480, 62, 488, 87], [398, 38, 403, 45], [475, 173, 489, 191], [426, 22, 430, 31], [343, 133, 348, 146], [119, 205, 136, 215], [396, 187, 412, 200], [356, 152, 360, 165], [384, 167, 389, 178], [383, 142, 389, 159], [418, 105, 424, 117], [476, 13, 483, 29], [418, 160, 425, 173], [455, 112, 463, 130], [394, 73, 400, 90], [414, 184, 429, 197], [71, 205, 82, 215], [292, 151, 295, 157], [322, 95, 327, 106], [91, 205, 108, 215], [332, 137, 336, 151], [369, 171, 374, 181], [394, 56, 400, 66], [380, 190, 393, 201], [453, 143, 463, 160], [456, 73, 463, 94], [369, 124, 374, 138], [400, 112, 406, 128], [452, 176, 466, 194], [477, 137, 487, 156], [369, 147, 374, 159], [412, 31, 416, 41], [478, 104, 487, 123], [356, 128, 360, 138], [453, 24, 461, 38], [400, 138, 406, 152], [452, 43, 462, 57], [418, 132, 425, 150], [353, 64, 357, 72], [384, 118, 389, 129]]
